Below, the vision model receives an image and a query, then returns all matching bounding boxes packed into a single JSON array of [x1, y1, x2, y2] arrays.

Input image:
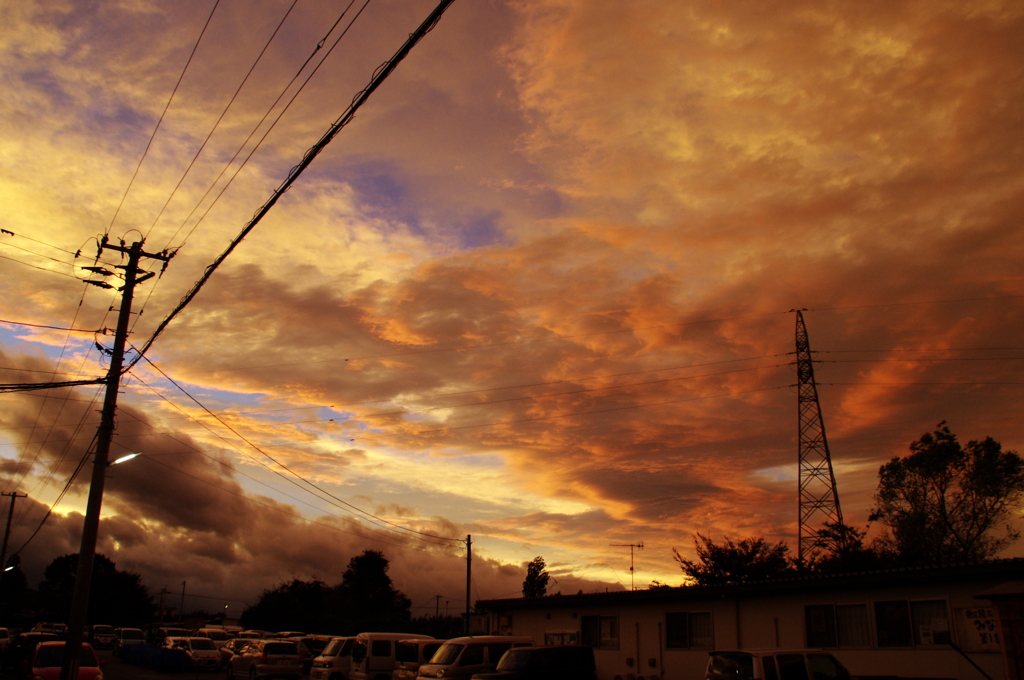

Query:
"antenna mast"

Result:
[[610, 542, 644, 590], [793, 309, 844, 565]]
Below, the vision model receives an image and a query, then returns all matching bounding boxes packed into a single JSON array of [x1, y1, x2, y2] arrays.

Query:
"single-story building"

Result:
[[475, 558, 1024, 680]]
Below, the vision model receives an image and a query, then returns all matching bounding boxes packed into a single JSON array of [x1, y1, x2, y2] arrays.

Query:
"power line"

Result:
[[0, 229, 80, 257], [808, 294, 1024, 312], [139, 455, 461, 558], [124, 0, 458, 374], [0, 378, 106, 393], [347, 383, 791, 443], [0, 241, 77, 268], [105, 0, 222, 236], [0, 319, 104, 334], [0, 253, 82, 280], [143, 0, 303, 241], [164, 0, 369, 250], [133, 358, 460, 545]]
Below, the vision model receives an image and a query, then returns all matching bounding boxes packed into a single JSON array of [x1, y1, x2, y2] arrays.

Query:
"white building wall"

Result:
[[484, 573, 1010, 680]]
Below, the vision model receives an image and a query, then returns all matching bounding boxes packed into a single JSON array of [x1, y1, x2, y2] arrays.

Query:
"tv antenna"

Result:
[[610, 542, 644, 590]]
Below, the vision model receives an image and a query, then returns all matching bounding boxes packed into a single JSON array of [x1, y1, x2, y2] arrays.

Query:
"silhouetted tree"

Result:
[[38, 553, 154, 625], [806, 521, 886, 573], [522, 556, 549, 598], [870, 422, 1024, 565], [240, 579, 339, 632], [673, 533, 792, 586], [337, 550, 411, 633]]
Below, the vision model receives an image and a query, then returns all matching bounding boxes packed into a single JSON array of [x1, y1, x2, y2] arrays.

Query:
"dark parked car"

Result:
[[470, 646, 596, 680], [704, 650, 854, 680]]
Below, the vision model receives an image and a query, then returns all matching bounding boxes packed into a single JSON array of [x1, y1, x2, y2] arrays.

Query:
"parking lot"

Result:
[[2, 647, 267, 680]]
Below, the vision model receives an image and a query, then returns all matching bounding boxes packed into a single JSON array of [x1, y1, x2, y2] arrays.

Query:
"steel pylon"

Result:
[[794, 309, 844, 564]]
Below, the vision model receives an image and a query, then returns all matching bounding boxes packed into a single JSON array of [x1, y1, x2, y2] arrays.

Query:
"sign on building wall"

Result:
[[545, 631, 579, 645], [954, 607, 1001, 651]]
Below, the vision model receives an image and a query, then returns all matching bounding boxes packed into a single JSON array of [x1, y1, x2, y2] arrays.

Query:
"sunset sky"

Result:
[[1, 0, 1022, 615]]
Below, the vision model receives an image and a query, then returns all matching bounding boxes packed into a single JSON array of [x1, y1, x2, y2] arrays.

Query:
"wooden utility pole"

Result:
[[60, 240, 171, 680], [464, 534, 472, 634], [0, 492, 26, 572]]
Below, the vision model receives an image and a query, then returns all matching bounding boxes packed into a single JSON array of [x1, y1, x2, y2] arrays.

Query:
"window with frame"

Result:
[[580, 616, 619, 650], [666, 612, 713, 649], [874, 599, 951, 647], [805, 604, 870, 648]]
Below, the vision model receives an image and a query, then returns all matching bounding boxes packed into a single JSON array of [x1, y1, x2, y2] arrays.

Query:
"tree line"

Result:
[[673, 422, 1024, 586]]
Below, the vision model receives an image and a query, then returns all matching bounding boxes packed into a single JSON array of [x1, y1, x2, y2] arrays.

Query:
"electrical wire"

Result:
[[0, 241, 77, 268], [163, 0, 366, 251], [346, 383, 792, 444], [0, 229, 80, 257], [10, 440, 94, 556], [144, 0, 303, 241], [124, 0, 457, 375], [131, 359, 460, 545], [0, 319, 104, 334], [0, 253, 82, 280], [197, 314, 797, 374], [0, 378, 106, 393], [807, 294, 1024, 312], [105, 0, 222, 237], [138, 455, 462, 558]]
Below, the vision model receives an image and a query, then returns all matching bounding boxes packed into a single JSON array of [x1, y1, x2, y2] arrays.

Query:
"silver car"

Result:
[[226, 639, 303, 680]]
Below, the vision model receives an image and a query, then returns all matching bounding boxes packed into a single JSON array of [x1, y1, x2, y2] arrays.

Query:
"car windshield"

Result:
[[191, 639, 216, 650], [35, 646, 98, 668], [92, 626, 113, 635], [429, 643, 463, 666], [496, 649, 533, 672], [707, 653, 755, 680], [396, 642, 419, 663], [265, 642, 298, 655], [121, 630, 144, 640]]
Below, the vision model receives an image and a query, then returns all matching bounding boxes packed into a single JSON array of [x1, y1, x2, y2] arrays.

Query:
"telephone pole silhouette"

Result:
[[60, 239, 172, 680], [0, 492, 26, 572], [793, 309, 844, 565]]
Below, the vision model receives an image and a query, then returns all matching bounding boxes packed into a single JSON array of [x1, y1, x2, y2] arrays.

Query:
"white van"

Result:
[[311, 636, 357, 680], [415, 636, 533, 680], [392, 639, 446, 680], [351, 633, 435, 680]]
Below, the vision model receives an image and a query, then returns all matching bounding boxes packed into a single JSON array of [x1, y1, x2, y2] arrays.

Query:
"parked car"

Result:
[[239, 630, 265, 640], [196, 628, 233, 643], [111, 628, 145, 656], [225, 638, 303, 680], [7, 632, 59, 674], [147, 626, 189, 645], [301, 636, 334, 658], [470, 645, 596, 680], [393, 639, 445, 680], [219, 639, 252, 669], [0, 627, 9, 652], [166, 636, 222, 671], [88, 625, 116, 649], [310, 636, 356, 680], [417, 637, 534, 680], [352, 633, 435, 680], [31, 641, 104, 680], [704, 650, 854, 680]]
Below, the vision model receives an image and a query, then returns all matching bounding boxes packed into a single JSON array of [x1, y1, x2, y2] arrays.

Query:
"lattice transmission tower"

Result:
[[793, 309, 844, 564]]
